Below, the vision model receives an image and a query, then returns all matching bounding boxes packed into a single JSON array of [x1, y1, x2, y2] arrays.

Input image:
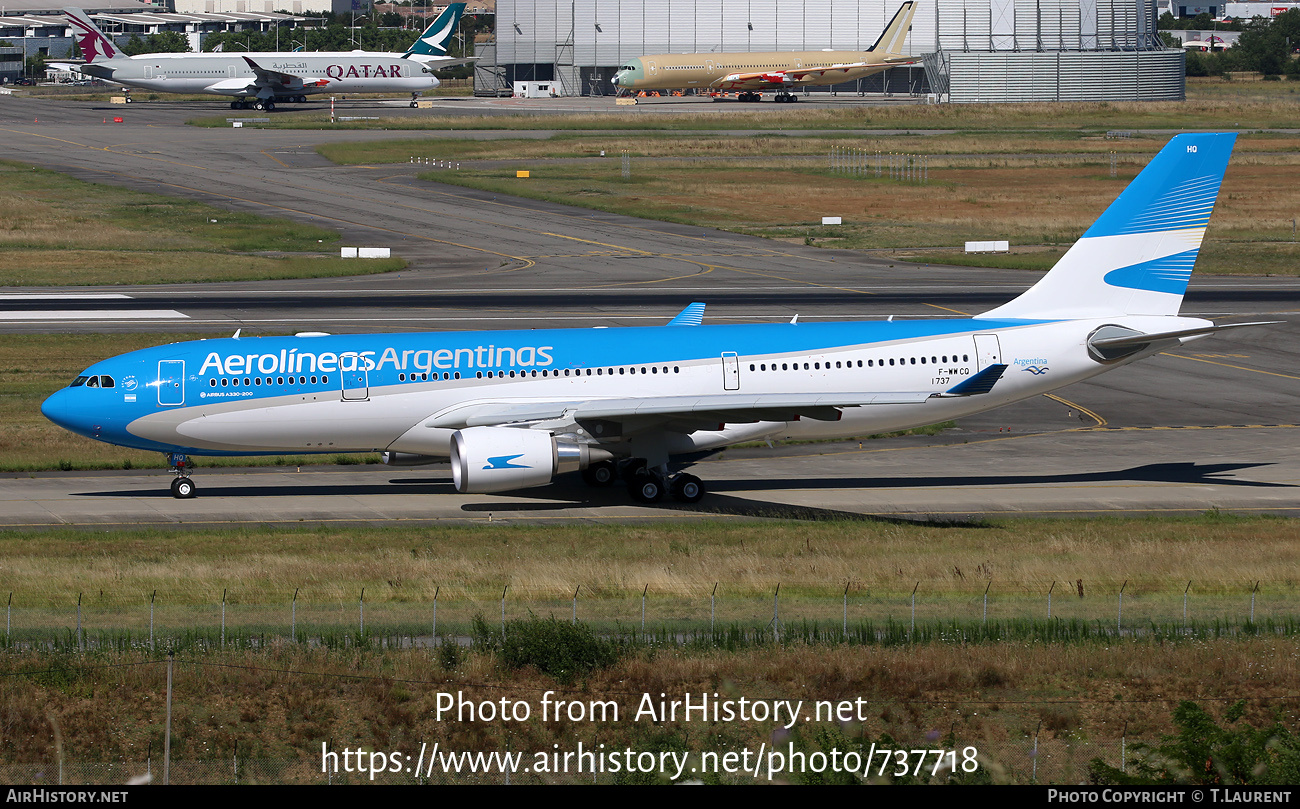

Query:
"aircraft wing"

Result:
[[425, 366, 1007, 431], [240, 55, 331, 91]]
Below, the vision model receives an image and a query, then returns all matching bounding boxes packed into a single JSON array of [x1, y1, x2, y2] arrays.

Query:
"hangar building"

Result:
[[484, 0, 1183, 102]]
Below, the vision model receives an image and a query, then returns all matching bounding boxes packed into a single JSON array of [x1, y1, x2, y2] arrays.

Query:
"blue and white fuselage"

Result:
[[42, 133, 1257, 503]]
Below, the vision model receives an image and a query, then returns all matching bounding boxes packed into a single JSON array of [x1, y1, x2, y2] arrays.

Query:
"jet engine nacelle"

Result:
[[450, 426, 589, 493]]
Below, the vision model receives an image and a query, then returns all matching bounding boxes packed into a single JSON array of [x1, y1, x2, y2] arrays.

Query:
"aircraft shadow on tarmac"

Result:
[[702, 461, 1290, 492], [69, 461, 1285, 525]]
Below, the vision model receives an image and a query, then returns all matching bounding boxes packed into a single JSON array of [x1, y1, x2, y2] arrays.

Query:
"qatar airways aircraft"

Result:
[[63, 4, 468, 111], [42, 133, 1265, 504]]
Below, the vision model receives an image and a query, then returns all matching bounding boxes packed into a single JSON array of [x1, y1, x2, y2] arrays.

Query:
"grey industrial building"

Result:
[[482, 0, 1184, 102]]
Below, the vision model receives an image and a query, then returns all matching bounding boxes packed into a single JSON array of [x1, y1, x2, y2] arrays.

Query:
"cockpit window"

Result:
[[70, 375, 89, 387], [85, 376, 99, 388], [100, 375, 115, 388]]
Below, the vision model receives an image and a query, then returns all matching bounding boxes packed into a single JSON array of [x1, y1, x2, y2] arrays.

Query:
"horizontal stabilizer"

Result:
[[666, 302, 705, 327], [1089, 320, 1280, 350], [940, 364, 1007, 397]]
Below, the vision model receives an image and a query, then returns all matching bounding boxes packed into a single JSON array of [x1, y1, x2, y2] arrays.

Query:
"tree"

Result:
[[1089, 701, 1300, 785], [120, 32, 191, 56]]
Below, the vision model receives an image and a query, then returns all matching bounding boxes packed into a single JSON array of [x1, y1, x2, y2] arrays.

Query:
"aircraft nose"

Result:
[[41, 387, 72, 430]]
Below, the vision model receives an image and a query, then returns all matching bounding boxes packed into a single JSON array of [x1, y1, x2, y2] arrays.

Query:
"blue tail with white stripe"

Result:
[[981, 132, 1236, 320]]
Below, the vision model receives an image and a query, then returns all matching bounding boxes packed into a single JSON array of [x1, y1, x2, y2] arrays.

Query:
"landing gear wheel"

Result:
[[170, 477, 196, 499], [628, 472, 664, 504], [266, 101, 275, 112], [410, 101, 418, 108], [231, 100, 240, 109], [582, 461, 616, 487], [670, 474, 704, 503]]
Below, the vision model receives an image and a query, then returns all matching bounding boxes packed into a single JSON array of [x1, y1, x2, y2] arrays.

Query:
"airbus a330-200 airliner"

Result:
[[42, 133, 1267, 504]]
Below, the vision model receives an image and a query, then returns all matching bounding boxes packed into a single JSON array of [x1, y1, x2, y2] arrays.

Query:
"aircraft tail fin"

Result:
[[869, 2, 916, 56], [403, 3, 467, 58], [64, 7, 124, 63], [980, 132, 1236, 321]]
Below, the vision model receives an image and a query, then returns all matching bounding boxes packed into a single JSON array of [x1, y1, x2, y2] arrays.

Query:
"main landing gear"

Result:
[[166, 453, 196, 499], [230, 97, 304, 111], [582, 459, 705, 504], [773, 92, 800, 103]]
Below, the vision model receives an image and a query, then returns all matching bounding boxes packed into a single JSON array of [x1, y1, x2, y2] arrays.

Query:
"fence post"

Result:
[[501, 585, 508, 635], [76, 593, 82, 652], [221, 588, 227, 649], [359, 587, 364, 638], [641, 585, 647, 637], [150, 590, 156, 651], [1032, 720, 1041, 782], [165, 651, 173, 786], [1250, 581, 1260, 623], [432, 586, 439, 644], [711, 583, 717, 634], [1048, 581, 1055, 619], [983, 581, 990, 625], [1184, 581, 1191, 630], [772, 583, 781, 641], [1121, 720, 1128, 773], [910, 582, 919, 639], [6, 592, 10, 643], [292, 588, 298, 643], [1118, 580, 1128, 633], [572, 585, 580, 625], [843, 582, 850, 638]]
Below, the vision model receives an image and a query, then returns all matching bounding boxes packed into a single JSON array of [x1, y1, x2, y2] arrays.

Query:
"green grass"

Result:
[[0, 161, 406, 286]]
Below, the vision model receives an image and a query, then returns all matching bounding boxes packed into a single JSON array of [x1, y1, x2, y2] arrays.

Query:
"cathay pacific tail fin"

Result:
[[980, 132, 1236, 321], [403, 3, 466, 58]]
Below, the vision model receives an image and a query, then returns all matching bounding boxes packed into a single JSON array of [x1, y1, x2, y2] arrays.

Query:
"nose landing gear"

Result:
[[166, 453, 196, 499]]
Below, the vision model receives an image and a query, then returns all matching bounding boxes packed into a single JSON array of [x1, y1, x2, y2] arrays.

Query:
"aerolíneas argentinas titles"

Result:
[[43, 134, 1263, 504]]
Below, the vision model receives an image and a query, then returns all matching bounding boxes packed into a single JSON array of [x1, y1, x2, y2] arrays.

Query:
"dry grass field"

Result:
[[0, 161, 404, 286], [3, 518, 1296, 624], [1, 638, 1296, 782], [2, 517, 1298, 781], [319, 129, 1300, 275]]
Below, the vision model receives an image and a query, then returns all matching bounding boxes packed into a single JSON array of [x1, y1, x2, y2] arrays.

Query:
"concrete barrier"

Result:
[[965, 240, 1010, 253]]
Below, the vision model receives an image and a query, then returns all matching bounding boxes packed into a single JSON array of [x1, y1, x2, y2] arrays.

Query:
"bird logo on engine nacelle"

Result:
[[484, 454, 529, 470]]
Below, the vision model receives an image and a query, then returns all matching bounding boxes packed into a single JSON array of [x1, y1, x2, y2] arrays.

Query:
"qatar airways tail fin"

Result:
[[981, 132, 1236, 320], [64, 7, 124, 63]]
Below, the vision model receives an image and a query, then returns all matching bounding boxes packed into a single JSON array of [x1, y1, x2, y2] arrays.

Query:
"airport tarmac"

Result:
[[4, 425, 1298, 526], [0, 96, 1296, 523]]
